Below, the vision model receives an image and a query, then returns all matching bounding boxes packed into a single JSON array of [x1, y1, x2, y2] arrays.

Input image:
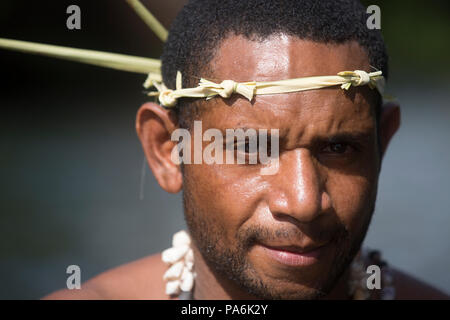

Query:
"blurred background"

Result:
[[0, 0, 449, 299]]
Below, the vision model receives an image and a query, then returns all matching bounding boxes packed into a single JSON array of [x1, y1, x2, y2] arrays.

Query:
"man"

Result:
[[43, 0, 448, 299]]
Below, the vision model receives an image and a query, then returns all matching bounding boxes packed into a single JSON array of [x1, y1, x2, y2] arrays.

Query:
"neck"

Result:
[[192, 244, 355, 300]]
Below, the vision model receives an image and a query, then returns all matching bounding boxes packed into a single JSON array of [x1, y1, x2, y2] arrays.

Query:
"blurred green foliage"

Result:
[[360, 0, 450, 76]]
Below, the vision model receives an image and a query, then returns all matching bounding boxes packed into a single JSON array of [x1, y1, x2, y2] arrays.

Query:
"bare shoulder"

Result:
[[392, 267, 449, 300], [42, 253, 171, 300]]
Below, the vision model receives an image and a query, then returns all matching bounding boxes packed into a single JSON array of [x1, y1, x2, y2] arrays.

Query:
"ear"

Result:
[[379, 101, 401, 157], [136, 102, 182, 193]]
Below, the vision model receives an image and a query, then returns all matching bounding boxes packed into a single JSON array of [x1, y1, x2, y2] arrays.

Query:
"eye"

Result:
[[235, 136, 271, 165], [330, 142, 348, 153], [317, 136, 366, 165], [323, 142, 351, 154]]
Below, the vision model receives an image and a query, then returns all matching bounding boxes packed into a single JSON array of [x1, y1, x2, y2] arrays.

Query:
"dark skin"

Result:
[[181, 36, 382, 300], [43, 35, 448, 300]]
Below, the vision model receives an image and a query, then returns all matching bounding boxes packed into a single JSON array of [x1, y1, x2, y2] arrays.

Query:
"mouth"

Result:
[[259, 243, 327, 267]]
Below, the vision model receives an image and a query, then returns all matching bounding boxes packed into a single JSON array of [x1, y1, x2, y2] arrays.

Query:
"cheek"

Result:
[[327, 170, 378, 231], [184, 163, 267, 237], [324, 137, 380, 231]]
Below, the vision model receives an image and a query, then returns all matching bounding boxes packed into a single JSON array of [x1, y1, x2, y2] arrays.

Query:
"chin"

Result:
[[236, 263, 334, 300], [240, 250, 344, 299], [247, 278, 328, 300]]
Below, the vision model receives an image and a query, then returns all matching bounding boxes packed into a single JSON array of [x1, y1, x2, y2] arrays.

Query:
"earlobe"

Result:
[[136, 102, 182, 193], [379, 102, 401, 156]]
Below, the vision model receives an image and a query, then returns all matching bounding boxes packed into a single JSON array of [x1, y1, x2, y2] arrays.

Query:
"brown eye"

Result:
[[327, 142, 348, 154]]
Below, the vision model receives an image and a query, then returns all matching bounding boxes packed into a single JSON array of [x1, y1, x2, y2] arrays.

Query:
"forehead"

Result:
[[210, 34, 371, 82], [199, 34, 375, 136]]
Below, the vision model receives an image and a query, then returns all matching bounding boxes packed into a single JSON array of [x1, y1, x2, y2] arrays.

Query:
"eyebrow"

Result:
[[218, 126, 280, 133], [222, 126, 370, 138], [325, 131, 372, 142], [216, 126, 373, 148], [310, 131, 374, 147]]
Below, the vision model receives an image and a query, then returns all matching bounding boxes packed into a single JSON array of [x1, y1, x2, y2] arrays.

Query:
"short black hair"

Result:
[[161, 0, 388, 128]]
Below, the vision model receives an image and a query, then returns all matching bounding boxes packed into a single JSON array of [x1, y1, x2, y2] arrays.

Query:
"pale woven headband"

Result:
[[0, 0, 386, 108]]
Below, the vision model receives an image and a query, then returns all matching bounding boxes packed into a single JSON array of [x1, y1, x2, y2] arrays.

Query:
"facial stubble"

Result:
[[182, 176, 377, 300]]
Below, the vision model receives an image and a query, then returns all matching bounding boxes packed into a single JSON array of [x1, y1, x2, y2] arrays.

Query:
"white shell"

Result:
[[185, 260, 194, 271], [180, 270, 194, 292], [162, 230, 195, 297], [161, 245, 189, 264], [172, 230, 191, 247], [165, 280, 181, 296], [163, 261, 184, 281], [185, 248, 194, 262]]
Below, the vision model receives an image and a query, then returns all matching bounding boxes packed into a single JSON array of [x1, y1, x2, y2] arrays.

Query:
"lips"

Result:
[[264, 244, 323, 254], [259, 243, 327, 267]]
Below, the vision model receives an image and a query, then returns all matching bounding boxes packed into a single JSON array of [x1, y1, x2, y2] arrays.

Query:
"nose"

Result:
[[267, 148, 330, 223]]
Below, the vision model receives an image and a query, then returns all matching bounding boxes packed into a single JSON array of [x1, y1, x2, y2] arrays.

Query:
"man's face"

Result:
[[182, 34, 381, 299]]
